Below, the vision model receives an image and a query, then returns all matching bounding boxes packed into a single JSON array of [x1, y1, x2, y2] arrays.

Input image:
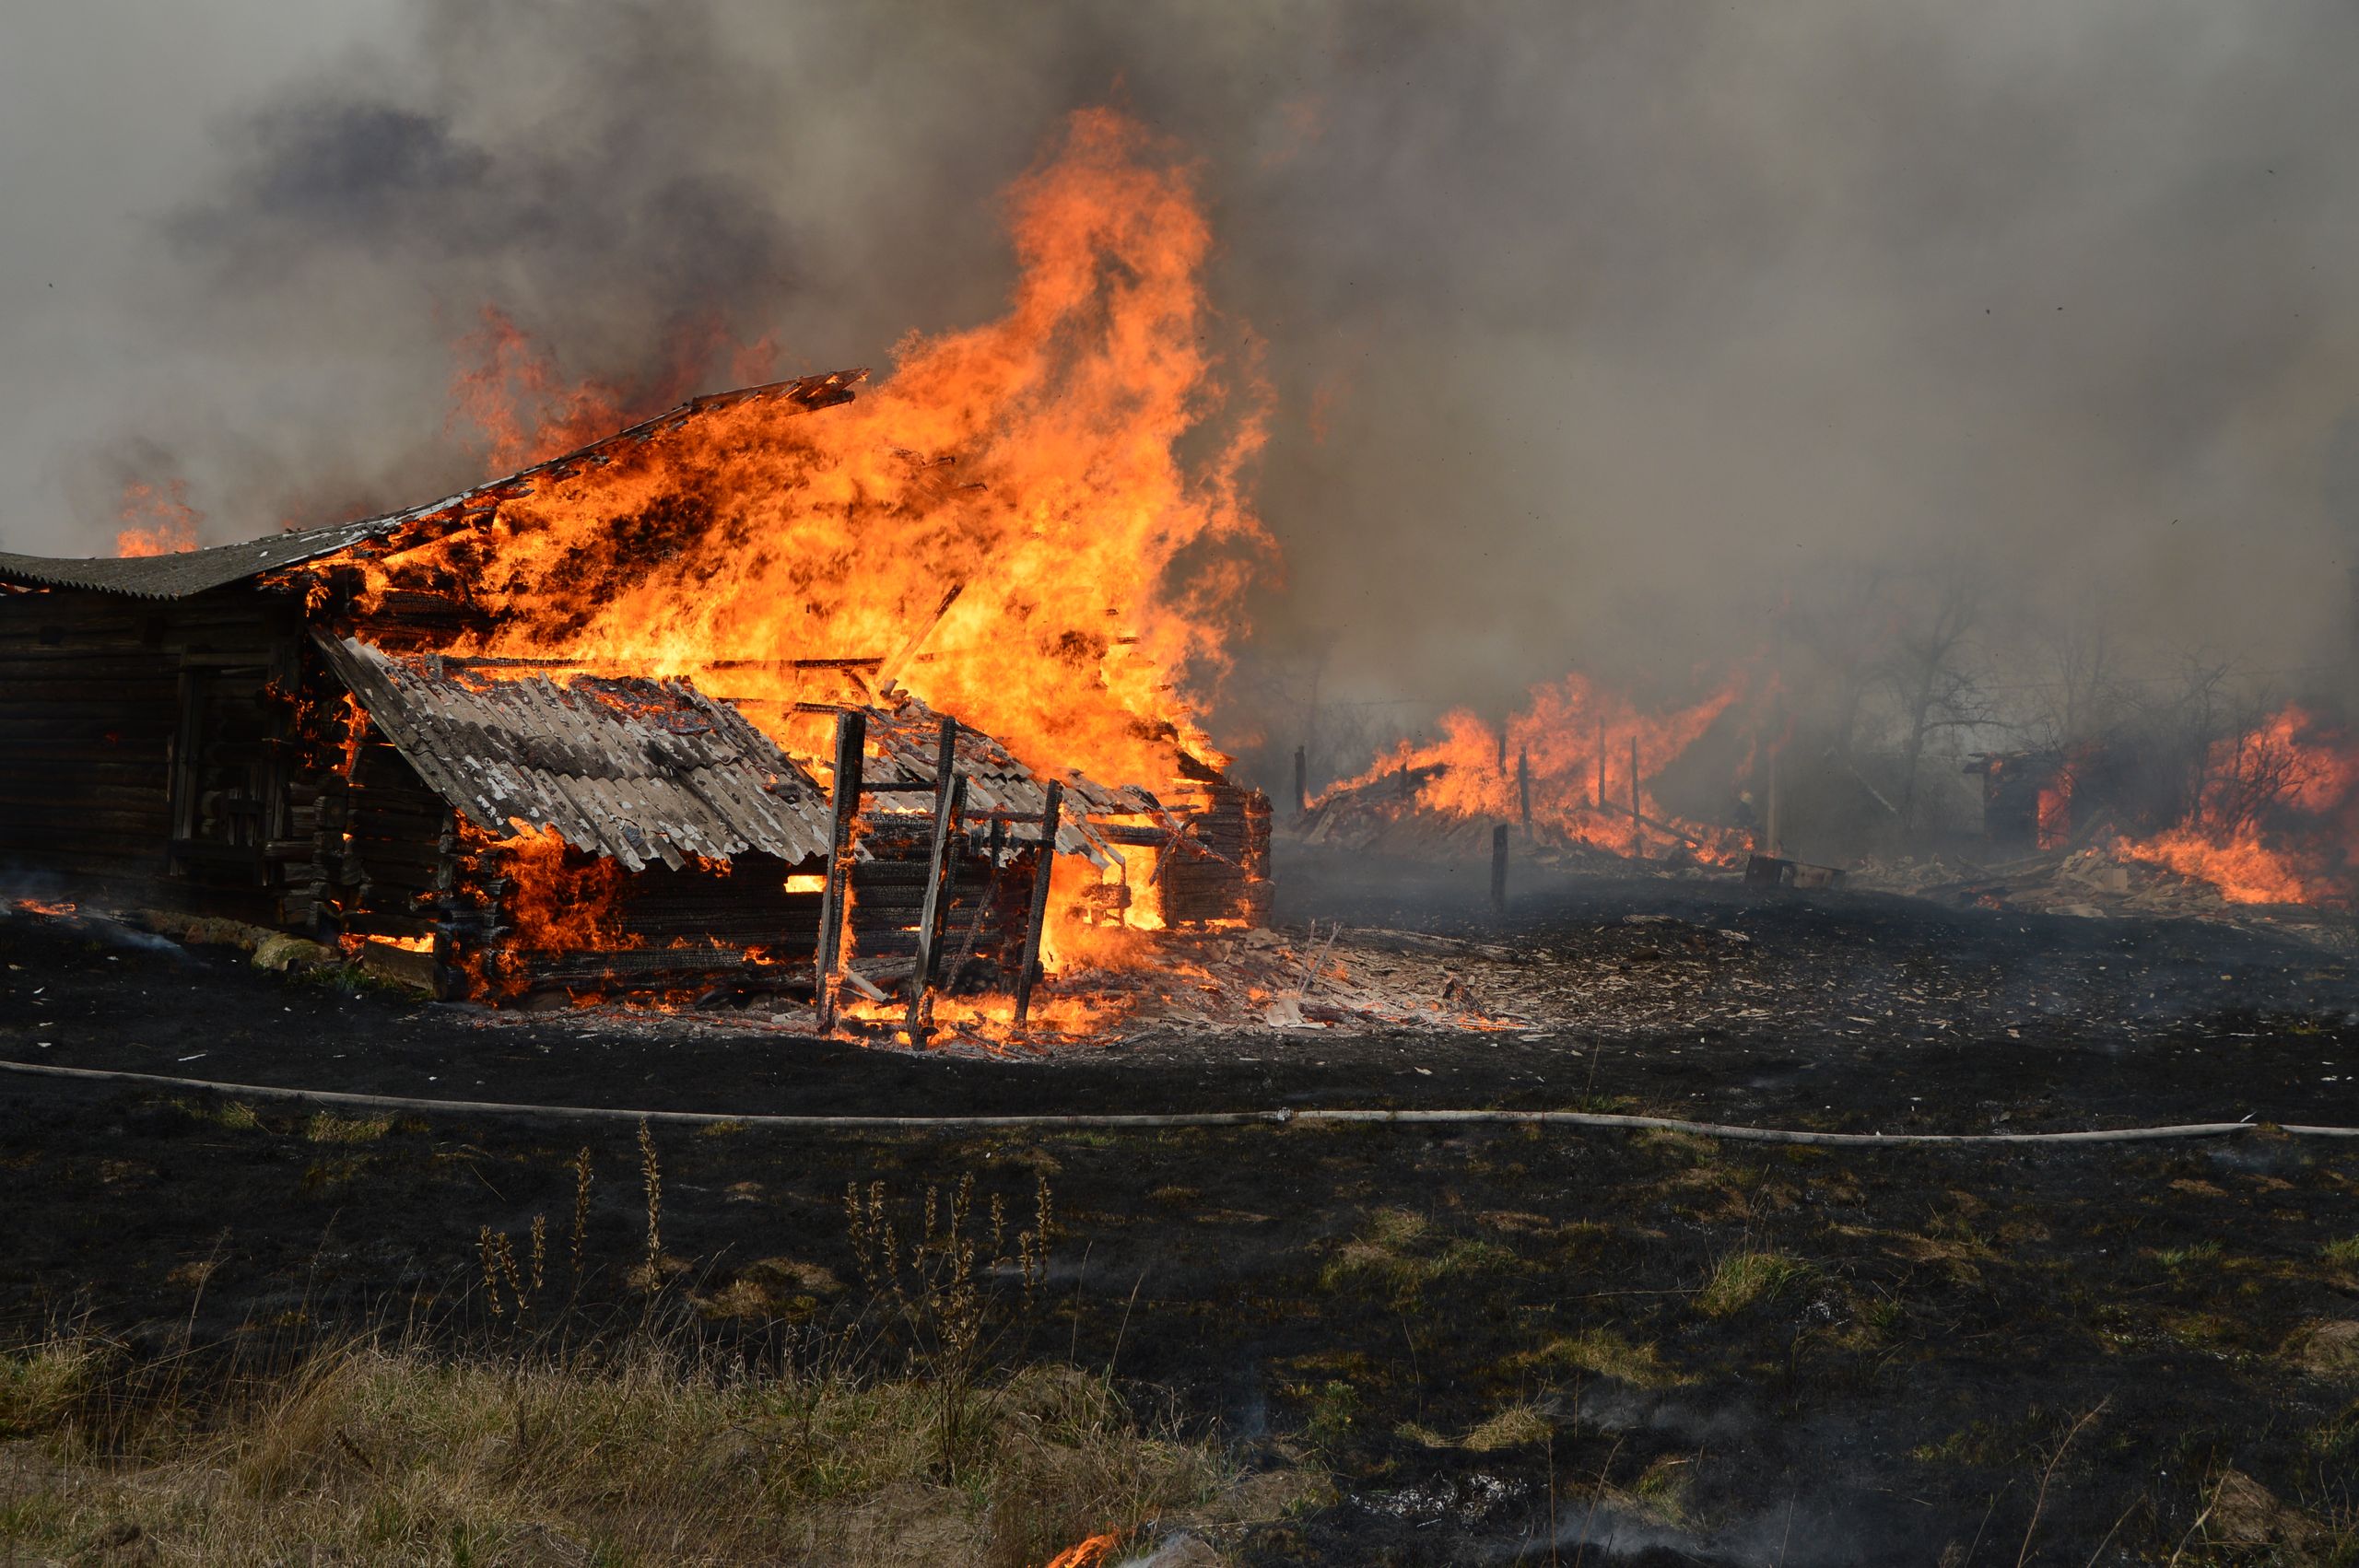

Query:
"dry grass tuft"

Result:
[[1512, 1328, 1692, 1388], [1461, 1404, 1551, 1452], [0, 1336, 1233, 1568], [1695, 1250, 1816, 1317], [302, 1110, 391, 1144]]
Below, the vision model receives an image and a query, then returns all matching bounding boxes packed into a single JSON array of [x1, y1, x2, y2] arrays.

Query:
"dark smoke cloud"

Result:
[[7, 0, 2359, 755]]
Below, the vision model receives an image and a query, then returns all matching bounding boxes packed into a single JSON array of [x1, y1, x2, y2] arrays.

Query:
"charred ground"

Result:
[[3, 852, 2356, 1563]]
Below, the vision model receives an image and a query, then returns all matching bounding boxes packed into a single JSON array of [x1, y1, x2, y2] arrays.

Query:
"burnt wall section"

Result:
[[472, 843, 821, 1001], [0, 584, 305, 923], [845, 820, 1036, 995], [1157, 782, 1273, 927], [299, 727, 464, 994]]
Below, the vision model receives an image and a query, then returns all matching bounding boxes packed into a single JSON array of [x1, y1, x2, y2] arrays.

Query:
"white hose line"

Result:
[[3, 1058, 2354, 1145]]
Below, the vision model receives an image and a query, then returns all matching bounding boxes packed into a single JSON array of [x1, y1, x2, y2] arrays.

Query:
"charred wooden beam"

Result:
[[875, 583, 966, 697], [814, 708, 865, 1032], [905, 717, 964, 1045], [1013, 779, 1062, 1026]]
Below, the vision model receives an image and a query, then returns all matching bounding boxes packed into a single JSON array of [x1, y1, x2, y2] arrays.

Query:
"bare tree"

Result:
[[2144, 649, 2239, 824], [1880, 561, 1991, 826], [2026, 595, 2130, 752], [1784, 564, 1893, 762]]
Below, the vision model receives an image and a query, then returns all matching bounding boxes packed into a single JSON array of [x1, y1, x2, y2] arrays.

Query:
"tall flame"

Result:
[[2113, 707, 2359, 905], [372, 107, 1272, 800]]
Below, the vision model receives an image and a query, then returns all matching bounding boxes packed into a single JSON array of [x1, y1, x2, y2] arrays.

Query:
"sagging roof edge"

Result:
[[0, 369, 868, 601]]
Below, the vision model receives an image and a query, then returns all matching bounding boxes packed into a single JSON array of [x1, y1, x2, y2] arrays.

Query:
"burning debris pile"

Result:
[[1290, 671, 1763, 875], [1854, 845, 2359, 948], [1901, 705, 2359, 939]]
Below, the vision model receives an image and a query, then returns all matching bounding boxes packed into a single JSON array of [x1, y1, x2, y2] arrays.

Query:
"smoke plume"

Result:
[[6, 0, 2359, 780]]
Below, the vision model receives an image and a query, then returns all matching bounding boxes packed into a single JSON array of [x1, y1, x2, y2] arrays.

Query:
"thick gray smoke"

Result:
[[6, 0, 2359, 774]]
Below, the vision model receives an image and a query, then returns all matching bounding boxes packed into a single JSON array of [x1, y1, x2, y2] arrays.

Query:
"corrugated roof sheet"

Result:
[[863, 696, 1177, 866], [0, 517, 400, 600], [320, 636, 839, 872], [0, 370, 866, 600]]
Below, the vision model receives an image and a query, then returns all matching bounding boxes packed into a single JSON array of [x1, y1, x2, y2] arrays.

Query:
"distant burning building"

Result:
[[0, 375, 1270, 1022]]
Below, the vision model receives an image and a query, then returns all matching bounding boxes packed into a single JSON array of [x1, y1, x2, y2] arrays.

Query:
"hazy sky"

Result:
[[6, 0, 2358, 720]]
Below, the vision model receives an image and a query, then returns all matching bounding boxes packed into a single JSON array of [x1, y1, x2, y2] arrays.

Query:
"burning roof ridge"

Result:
[[0, 368, 870, 599]]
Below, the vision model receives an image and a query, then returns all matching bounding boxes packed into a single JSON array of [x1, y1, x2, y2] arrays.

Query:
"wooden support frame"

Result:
[[1012, 780, 1062, 1027], [904, 718, 963, 1045], [814, 708, 866, 1031], [1490, 823, 1508, 912]]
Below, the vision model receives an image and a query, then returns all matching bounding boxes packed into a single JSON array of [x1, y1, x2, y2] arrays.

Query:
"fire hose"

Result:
[[3, 1059, 2355, 1145]]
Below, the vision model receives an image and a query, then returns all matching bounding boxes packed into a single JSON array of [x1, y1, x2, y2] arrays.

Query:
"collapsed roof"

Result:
[[321, 641, 1171, 879], [320, 637, 839, 872]]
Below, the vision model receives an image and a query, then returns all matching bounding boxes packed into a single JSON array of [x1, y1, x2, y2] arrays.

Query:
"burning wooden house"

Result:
[[0, 372, 1272, 1019]]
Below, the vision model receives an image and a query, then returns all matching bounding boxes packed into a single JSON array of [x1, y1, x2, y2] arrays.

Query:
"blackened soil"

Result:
[[3, 859, 2358, 1564], [6, 849, 2356, 1134]]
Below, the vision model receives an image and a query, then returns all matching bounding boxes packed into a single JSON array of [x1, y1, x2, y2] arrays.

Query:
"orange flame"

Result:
[[446, 305, 729, 474], [476, 824, 639, 954], [2113, 707, 2359, 905], [1322, 670, 1755, 861], [369, 107, 1269, 805], [115, 479, 201, 557], [8, 897, 79, 919], [1040, 1533, 1120, 1568]]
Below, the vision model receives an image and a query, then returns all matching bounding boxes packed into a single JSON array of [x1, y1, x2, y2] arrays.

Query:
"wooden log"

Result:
[[875, 582, 965, 696], [1012, 781, 1062, 1026], [814, 708, 865, 1031], [905, 717, 964, 1045]]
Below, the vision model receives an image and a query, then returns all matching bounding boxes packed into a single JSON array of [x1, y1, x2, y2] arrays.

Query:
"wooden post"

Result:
[[1398, 762, 1411, 800], [1293, 745, 1308, 814], [813, 708, 866, 1031], [1490, 823, 1508, 912], [1012, 780, 1063, 1026], [1628, 734, 1643, 858], [1516, 746, 1532, 833], [906, 719, 962, 1045], [1594, 720, 1605, 809]]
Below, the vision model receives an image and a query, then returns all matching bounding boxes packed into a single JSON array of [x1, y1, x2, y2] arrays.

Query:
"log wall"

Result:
[[0, 585, 304, 923], [1157, 783, 1273, 927]]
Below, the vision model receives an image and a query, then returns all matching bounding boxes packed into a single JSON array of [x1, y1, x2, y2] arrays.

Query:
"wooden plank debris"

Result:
[[1013, 780, 1062, 1026]]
